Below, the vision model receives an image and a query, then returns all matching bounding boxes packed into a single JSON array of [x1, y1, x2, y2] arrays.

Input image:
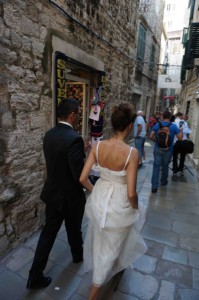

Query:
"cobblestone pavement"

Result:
[[0, 140, 199, 300]]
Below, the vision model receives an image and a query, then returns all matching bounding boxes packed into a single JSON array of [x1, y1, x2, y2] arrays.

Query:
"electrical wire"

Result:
[[48, 0, 194, 70], [48, 0, 134, 61]]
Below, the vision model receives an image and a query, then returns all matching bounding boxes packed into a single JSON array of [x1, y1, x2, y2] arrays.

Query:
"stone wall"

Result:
[[179, 70, 199, 177], [0, 0, 139, 255], [178, 2, 199, 178]]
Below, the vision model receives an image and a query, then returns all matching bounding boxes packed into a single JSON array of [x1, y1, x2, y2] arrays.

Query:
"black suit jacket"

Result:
[[40, 123, 86, 211]]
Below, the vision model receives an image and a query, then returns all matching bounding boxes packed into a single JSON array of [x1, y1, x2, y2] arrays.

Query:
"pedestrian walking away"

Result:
[[149, 114, 157, 134], [150, 110, 182, 193], [133, 110, 146, 167], [142, 115, 149, 163], [27, 99, 88, 289], [80, 103, 147, 300], [173, 112, 192, 176]]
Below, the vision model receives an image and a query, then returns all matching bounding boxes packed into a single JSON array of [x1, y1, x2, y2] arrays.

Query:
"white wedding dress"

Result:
[[83, 142, 147, 286]]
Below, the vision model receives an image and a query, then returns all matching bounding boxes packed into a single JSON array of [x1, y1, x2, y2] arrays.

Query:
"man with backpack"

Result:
[[149, 111, 182, 193]]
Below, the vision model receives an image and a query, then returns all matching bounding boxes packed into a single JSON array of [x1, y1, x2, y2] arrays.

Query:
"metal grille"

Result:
[[190, 23, 199, 58]]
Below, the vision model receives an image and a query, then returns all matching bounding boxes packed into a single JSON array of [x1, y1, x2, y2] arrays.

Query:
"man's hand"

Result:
[[84, 139, 91, 152], [131, 194, 138, 209], [149, 131, 155, 141]]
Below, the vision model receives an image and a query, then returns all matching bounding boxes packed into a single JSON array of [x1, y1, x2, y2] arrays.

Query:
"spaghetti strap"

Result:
[[123, 147, 133, 171], [96, 141, 101, 164]]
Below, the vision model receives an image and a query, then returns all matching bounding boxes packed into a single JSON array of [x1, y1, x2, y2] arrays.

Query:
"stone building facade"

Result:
[[179, 0, 199, 177], [156, 0, 189, 114], [0, 0, 141, 255], [0, 0, 164, 254], [131, 0, 165, 121]]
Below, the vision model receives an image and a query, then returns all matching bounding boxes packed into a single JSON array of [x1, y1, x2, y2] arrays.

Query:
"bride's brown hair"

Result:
[[111, 102, 136, 132]]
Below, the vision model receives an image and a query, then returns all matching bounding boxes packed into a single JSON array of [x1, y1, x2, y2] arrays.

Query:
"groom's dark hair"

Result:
[[57, 98, 79, 118]]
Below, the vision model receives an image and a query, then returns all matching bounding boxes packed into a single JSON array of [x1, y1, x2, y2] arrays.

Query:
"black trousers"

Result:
[[29, 201, 85, 279], [173, 144, 187, 172]]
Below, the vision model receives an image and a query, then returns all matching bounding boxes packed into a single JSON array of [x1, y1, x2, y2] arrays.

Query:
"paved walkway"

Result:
[[0, 141, 199, 300]]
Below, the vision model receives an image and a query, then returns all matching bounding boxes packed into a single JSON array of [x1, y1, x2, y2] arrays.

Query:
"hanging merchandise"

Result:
[[91, 136, 103, 144], [89, 73, 105, 138], [92, 86, 102, 104], [89, 136, 103, 182], [89, 104, 101, 121], [90, 115, 104, 138], [91, 85, 102, 105], [89, 72, 106, 184]]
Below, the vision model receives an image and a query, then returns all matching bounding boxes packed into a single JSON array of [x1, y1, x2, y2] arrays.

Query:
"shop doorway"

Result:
[[55, 53, 94, 139], [54, 51, 105, 139]]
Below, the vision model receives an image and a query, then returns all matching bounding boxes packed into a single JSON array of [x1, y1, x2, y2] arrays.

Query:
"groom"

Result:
[[27, 99, 87, 289]]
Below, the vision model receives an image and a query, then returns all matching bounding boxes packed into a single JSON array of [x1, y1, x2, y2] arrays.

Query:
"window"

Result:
[[137, 23, 146, 61], [167, 4, 171, 11], [149, 45, 156, 70], [182, 28, 188, 47], [168, 21, 172, 28], [168, 67, 177, 76], [170, 89, 175, 96], [186, 101, 190, 115], [171, 40, 180, 54], [166, 4, 175, 11]]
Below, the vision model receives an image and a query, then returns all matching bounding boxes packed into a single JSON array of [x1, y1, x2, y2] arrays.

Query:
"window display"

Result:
[[65, 82, 86, 136]]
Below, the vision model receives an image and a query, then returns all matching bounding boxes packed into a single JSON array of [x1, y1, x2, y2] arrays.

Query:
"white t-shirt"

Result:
[[173, 118, 192, 144], [134, 116, 146, 138]]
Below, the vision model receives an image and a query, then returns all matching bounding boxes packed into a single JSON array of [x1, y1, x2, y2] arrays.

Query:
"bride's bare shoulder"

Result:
[[96, 139, 110, 146]]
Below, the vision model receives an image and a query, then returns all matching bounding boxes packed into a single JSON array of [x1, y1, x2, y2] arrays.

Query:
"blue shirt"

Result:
[[152, 121, 180, 152]]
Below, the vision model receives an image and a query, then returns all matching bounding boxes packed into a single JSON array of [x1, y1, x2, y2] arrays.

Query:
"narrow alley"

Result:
[[0, 141, 199, 300]]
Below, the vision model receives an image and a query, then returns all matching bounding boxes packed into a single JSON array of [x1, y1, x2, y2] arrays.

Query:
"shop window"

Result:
[[137, 23, 146, 61], [65, 82, 86, 135]]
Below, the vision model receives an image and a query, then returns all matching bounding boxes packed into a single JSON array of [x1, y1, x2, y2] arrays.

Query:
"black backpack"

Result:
[[156, 121, 172, 149]]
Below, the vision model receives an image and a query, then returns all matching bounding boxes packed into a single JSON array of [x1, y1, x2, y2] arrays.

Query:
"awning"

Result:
[[163, 96, 175, 101]]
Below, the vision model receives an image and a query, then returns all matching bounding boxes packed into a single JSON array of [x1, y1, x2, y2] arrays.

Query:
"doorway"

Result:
[[131, 93, 141, 112]]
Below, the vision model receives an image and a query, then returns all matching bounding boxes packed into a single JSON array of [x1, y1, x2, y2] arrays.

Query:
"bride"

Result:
[[80, 102, 147, 300]]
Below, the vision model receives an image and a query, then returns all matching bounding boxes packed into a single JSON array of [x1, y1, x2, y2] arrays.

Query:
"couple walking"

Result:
[[27, 99, 146, 300]]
